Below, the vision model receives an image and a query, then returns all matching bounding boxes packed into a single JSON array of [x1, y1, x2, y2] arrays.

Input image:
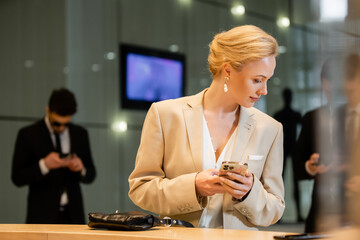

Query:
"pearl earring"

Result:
[[224, 76, 229, 93]]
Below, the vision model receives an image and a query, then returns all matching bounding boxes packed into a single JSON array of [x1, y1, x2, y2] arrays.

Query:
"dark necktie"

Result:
[[54, 133, 63, 155]]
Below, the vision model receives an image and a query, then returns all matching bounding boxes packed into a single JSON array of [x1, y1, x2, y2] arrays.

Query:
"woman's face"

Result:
[[227, 55, 276, 108]]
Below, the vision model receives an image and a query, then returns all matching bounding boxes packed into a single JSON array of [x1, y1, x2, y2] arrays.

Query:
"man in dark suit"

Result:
[[293, 105, 337, 233], [11, 88, 96, 224], [293, 55, 360, 233], [293, 57, 344, 233]]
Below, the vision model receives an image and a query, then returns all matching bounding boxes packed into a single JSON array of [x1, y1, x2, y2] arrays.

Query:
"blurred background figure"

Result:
[[11, 88, 96, 224], [293, 57, 345, 233], [274, 88, 303, 223]]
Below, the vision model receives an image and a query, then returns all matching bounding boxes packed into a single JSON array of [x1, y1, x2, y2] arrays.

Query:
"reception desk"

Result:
[[0, 224, 290, 240]]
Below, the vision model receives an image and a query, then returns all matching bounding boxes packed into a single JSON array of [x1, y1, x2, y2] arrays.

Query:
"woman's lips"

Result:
[[250, 97, 259, 102]]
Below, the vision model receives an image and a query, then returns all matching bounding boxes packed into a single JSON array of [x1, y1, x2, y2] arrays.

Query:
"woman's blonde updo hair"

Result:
[[208, 25, 278, 76]]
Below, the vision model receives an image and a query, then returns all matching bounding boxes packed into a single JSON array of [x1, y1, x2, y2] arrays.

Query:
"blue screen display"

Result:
[[126, 53, 183, 102]]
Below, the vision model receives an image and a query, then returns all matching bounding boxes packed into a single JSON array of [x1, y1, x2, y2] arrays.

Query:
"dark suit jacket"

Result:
[[293, 107, 322, 233], [11, 119, 96, 224], [274, 107, 302, 158]]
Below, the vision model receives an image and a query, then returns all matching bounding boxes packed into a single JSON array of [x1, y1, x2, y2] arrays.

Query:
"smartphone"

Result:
[[219, 162, 248, 176], [273, 233, 332, 239], [60, 153, 73, 160]]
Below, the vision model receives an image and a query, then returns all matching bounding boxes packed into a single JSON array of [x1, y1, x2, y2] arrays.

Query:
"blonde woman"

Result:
[[128, 25, 285, 230]]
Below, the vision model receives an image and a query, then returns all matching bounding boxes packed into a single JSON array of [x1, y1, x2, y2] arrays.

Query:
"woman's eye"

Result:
[[254, 79, 262, 83]]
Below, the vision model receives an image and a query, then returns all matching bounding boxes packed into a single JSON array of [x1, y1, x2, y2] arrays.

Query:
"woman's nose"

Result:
[[258, 83, 268, 96]]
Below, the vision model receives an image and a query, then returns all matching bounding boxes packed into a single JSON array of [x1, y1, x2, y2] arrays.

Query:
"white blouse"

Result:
[[198, 113, 240, 228]]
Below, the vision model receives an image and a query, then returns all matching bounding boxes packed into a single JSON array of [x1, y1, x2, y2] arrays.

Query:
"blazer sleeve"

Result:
[[11, 128, 45, 187], [233, 121, 285, 226], [128, 103, 202, 216], [74, 128, 96, 184]]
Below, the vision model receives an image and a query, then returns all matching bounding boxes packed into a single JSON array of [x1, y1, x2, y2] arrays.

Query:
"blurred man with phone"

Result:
[[11, 88, 96, 224]]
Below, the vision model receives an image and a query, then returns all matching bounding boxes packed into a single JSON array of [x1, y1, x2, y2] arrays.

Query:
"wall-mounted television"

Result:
[[119, 43, 186, 110]]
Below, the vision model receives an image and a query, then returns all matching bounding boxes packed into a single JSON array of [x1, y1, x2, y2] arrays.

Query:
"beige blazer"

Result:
[[128, 90, 285, 230]]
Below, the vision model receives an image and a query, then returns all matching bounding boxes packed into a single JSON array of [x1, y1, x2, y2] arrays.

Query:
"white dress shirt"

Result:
[[198, 113, 240, 228]]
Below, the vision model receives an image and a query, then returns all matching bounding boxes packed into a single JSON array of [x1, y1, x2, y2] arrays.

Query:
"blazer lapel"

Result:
[[230, 107, 257, 163], [184, 90, 206, 172]]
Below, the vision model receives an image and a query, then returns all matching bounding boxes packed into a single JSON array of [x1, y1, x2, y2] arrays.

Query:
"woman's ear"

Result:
[[222, 63, 231, 76]]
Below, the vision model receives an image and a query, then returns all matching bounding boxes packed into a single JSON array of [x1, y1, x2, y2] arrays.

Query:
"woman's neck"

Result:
[[203, 80, 239, 116]]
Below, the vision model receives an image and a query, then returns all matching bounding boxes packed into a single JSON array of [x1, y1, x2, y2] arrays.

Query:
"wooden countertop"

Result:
[[0, 224, 290, 240]]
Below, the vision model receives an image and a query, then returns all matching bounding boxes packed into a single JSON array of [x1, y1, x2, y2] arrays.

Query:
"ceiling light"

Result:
[[277, 17, 290, 28], [278, 46, 287, 54], [105, 52, 116, 60], [178, 0, 191, 6], [320, 0, 347, 22], [231, 5, 245, 16], [112, 121, 128, 132], [169, 44, 179, 52]]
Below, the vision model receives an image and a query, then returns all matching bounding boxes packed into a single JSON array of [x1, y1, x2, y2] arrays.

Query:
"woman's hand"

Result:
[[220, 169, 254, 200], [195, 169, 226, 197]]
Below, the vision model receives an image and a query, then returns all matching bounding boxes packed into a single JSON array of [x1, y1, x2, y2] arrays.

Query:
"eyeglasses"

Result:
[[51, 121, 70, 127]]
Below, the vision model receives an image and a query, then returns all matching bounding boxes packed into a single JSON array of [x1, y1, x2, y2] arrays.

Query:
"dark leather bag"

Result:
[[88, 211, 194, 231]]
